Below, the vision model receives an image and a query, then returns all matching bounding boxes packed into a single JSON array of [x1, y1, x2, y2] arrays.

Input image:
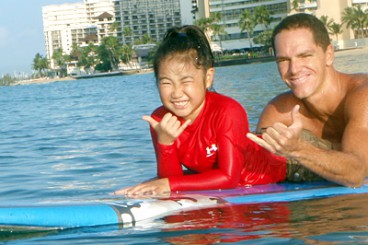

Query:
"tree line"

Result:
[[32, 32, 156, 78]]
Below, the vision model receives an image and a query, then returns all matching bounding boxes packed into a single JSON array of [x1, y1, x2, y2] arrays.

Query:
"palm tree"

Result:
[[109, 21, 119, 36], [69, 43, 82, 62], [254, 6, 271, 30], [353, 5, 368, 38], [364, 8, 368, 37], [342, 5, 367, 39], [194, 17, 214, 41], [140, 33, 154, 44], [195, 13, 225, 53], [212, 23, 226, 52], [0, 74, 16, 86], [320, 15, 334, 32], [239, 9, 257, 52], [52, 48, 72, 76], [52, 49, 65, 68], [210, 12, 222, 23], [121, 44, 134, 68], [123, 27, 133, 45], [291, 0, 300, 12], [342, 7, 357, 38], [329, 22, 343, 42], [79, 43, 99, 73], [32, 53, 49, 77], [253, 29, 273, 50], [100, 36, 122, 71]]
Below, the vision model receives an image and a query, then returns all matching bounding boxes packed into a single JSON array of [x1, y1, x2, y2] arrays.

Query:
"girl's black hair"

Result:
[[153, 25, 214, 81]]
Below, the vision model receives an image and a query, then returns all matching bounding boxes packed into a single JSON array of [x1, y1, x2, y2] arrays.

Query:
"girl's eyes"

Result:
[[159, 80, 171, 85], [159, 80, 193, 85]]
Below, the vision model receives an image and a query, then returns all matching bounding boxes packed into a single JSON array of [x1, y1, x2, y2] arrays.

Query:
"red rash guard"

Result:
[[149, 91, 286, 191]]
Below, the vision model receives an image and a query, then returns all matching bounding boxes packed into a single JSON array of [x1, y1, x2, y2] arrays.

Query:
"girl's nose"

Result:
[[171, 84, 183, 98]]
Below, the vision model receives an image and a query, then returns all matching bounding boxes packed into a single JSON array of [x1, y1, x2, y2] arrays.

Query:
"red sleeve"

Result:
[[148, 110, 184, 178], [168, 101, 250, 191], [150, 128, 184, 177], [240, 136, 287, 185]]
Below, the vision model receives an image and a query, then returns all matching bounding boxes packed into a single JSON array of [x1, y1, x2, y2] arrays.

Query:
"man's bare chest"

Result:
[[303, 116, 345, 148]]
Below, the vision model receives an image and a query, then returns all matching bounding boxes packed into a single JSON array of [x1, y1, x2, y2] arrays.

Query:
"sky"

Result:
[[0, 1, 80, 76]]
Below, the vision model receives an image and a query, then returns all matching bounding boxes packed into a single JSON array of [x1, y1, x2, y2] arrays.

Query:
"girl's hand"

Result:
[[142, 113, 191, 145], [114, 178, 170, 198]]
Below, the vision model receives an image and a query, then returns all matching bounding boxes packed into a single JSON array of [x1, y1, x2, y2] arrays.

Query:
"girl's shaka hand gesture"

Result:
[[142, 113, 191, 145]]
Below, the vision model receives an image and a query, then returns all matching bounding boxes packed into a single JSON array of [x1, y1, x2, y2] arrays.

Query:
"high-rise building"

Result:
[[42, 0, 192, 69], [199, 0, 368, 51], [114, 0, 184, 45], [42, 0, 115, 68], [198, 0, 289, 51]]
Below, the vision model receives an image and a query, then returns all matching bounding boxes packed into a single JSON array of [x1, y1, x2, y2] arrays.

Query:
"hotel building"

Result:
[[42, 0, 192, 69], [194, 0, 368, 50], [42, 0, 116, 68]]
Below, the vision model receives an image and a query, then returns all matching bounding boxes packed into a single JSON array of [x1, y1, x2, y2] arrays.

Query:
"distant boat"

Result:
[[74, 71, 123, 80]]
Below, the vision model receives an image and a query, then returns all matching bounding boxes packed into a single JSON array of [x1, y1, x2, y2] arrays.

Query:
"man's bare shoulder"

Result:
[[345, 73, 368, 98], [257, 91, 299, 129], [344, 73, 368, 119], [267, 91, 300, 112], [344, 73, 368, 88]]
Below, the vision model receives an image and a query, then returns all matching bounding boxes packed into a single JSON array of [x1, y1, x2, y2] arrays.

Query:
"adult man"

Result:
[[247, 13, 368, 187]]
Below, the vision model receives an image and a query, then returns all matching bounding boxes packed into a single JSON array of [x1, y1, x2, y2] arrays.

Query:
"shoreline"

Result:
[[12, 47, 367, 86], [13, 76, 76, 86], [13, 68, 154, 85], [334, 46, 368, 57]]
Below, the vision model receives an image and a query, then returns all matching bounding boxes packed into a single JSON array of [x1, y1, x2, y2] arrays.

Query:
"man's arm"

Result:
[[299, 85, 368, 186], [248, 100, 368, 187], [255, 92, 296, 133]]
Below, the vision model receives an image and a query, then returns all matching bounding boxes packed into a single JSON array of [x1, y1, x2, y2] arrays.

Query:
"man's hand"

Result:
[[247, 105, 303, 157], [142, 113, 191, 145]]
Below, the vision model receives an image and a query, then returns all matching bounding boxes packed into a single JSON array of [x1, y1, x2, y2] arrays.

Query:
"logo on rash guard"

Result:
[[206, 144, 218, 157]]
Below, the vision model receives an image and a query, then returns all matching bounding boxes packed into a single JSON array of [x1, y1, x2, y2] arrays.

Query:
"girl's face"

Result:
[[157, 55, 214, 122]]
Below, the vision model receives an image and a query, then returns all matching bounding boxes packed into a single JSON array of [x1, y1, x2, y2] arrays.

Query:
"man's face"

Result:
[[274, 28, 333, 100]]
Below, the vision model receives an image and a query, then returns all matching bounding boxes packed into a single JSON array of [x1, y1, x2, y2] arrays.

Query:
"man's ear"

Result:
[[205, 68, 215, 89], [325, 44, 335, 67]]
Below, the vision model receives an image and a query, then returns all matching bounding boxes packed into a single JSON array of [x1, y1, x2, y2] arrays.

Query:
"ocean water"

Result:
[[0, 48, 367, 244]]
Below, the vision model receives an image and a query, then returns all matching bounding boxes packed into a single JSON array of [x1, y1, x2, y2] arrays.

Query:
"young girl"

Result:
[[115, 25, 286, 197]]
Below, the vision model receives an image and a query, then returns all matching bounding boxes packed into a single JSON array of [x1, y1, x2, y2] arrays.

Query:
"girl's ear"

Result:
[[205, 68, 215, 89]]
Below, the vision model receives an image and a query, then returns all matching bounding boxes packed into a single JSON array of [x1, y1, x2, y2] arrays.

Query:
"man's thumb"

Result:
[[290, 104, 302, 129]]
